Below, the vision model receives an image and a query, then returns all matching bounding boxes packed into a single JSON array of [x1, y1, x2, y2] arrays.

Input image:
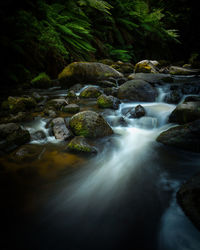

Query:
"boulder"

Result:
[[156, 119, 200, 153], [111, 61, 134, 74], [132, 105, 146, 118], [0, 123, 30, 153], [51, 117, 73, 140], [69, 111, 113, 138], [169, 101, 200, 124], [169, 66, 200, 75], [31, 130, 46, 141], [79, 87, 102, 98], [62, 104, 80, 114], [164, 89, 183, 104], [118, 80, 157, 101], [1, 96, 37, 113], [135, 60, 159, 73], [58, 62, 123, 86], [46, 98, 68, 110], [67, 136, 97, 154], [97, 94, 121, 109], [31, 72, 52, 88], [177, 173, 200, 231], [128, 73, 173, 85], [103, 87, 118, 97]]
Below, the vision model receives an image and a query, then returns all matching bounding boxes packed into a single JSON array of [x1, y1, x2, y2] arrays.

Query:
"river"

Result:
[[1, 76, 200, 250]]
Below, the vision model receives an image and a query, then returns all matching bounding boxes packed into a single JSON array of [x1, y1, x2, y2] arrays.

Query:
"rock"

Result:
[[182, 64, 192, 69], [169, 101, 200, 124], [31, 130, 46, 141], [69, 83, 84, 92], [11, 144, 43, 162], [96, 80, 117, 88], [31, 72, 52, 88], [69, 111, 113, 138], [184, 96, 200, 102], [66, 90, 77, 98], [107, 116, 127, 127], [32, 92, 44, 102], [51, 117, 73, 140], [118, 80, 157, 101], [67, 136, 97, 154], [0, 112, 33, 124], [132, 105, 146, 118], [128, 73, 173, 85], [62, 104, 80, 114], [156, 119, 200, 153], [98, 59, 114, 65], [177, 173, 200, 231], [46, 98, 68, 110], [58, 62, 123, 86], [169, 66, 200, 75], [111, 61, 134, 74], [97, 94, 120, 109], [103, 87, 118, 97], [164, 89, 183, 104], [117, 77, 128, 85], [135, 60, 159, 73], [79, 87, 102, 98], [0, 123, 30, 153], [181, 83, 200, 95], [44, 109, 57, 118], [2, 96, 37, 113]]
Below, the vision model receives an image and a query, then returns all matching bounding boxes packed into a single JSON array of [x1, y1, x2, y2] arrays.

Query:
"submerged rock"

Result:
[[156, 119, 200, 153], [177, 173, 200, 231], [0, 123, 30, 153], [97, 94, 121, 109], [58, 62, 123, 86], [135, 60, 159, 73], [79, 87, 102, 98], [118, 80, 157, 102], [169, 101, 200, 124], [51, 117, 72, 140], [69, 111, 113, 138], [67, 136, 97, 154]]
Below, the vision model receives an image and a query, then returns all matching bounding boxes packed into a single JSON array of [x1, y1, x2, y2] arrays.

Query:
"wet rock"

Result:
[[62, 104, 80, 114], [66, 90, 77, 98], [51, 117, 73, 140], [128, 73, 173, 85], [69, 83, 84, 92], [1, 96, 37, 113], [135, 60, 159, 73], [0, 123, 30, 153], [164, 89, 183, 104], [169, 66, 200, 75], [44, 109, 57, 118], [66, 90, 79, 104], [31, 130, 46, 141], [69, 111, 113, 138], [0, 112, 33, 124], [118, 80, 157, 102], [177, 173, 200, 231], [169, 101, 200, 124], [79, 86, 102, 98], [156, 119, 200, 153], [107, 116, 127, 127], [103, 87, 118, 97], [67, 136, 97, 154], [97, 94, 121, 109], [58, 62, 123, 86], [131, 105, 146, 118], [111, 61, 134, 74], [46, 98, 68, 110], [117, 77, 128, 85], [181, 83, 200, 95]]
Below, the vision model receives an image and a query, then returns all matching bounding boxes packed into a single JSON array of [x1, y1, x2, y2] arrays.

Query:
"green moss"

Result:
[[97, 95, 113, 108], [31, 72, 51, 88]]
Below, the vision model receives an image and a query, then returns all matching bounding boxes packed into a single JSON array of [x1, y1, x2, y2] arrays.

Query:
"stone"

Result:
[[132, 105, 146, 118], [67, 136, 97, 154], [62, 104, 80, 114], [118, 80, 157, 101], [79, 87, 102, 98], [128, 73, 173, 85], [135, 60, 159, 73], [46, 98, 68, 110], [169, 66, 200, 75], [69, 111, 113, 138], [31, 72, 52, 88], [51, 117, 73, 140], [97, 94, 121, 109], [31, 130, 46, 141]]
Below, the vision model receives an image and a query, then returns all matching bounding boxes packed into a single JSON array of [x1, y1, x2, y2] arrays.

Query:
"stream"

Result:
[[1, 76, 200, 250]]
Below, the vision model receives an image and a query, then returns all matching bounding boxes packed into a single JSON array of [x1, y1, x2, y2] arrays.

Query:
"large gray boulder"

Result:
[[128, 73, 173, 85], [118, 80, 157, 101], [69, 111, 113, 138], [58, 62, 123, 86], [169, 101, 200, 124], [51, 117, 72, 140], [156, 119, 200, 153], [177, 173, 200, 231]]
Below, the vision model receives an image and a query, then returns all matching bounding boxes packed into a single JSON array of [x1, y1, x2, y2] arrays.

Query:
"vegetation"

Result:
[[0, 0, 199, 86]]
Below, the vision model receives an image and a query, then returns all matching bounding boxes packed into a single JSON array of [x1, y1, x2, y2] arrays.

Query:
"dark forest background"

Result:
[[0, 0, 199, 86]]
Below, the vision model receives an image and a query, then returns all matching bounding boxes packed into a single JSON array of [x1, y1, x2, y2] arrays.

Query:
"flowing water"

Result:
[[1, 77, 200, 250]]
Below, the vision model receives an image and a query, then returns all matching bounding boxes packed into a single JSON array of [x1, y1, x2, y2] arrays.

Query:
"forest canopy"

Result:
[[0, 0, 199, 85]]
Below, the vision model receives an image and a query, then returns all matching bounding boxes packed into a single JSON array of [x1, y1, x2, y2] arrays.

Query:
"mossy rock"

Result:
[[66, 90, 77, 98], [69, 111, 113, 138], [58, 62, 123, 86], [79, 87, 102, 98], [169, 66, 200, 75], [97, 94, 120, 109], [2, 96, 37, 114], [62, 104, 80, 114], [46, 99, 68, 110], [31, 72, 52, 88], [135, 60, 159, 73], [67, 136, 97, 154]]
